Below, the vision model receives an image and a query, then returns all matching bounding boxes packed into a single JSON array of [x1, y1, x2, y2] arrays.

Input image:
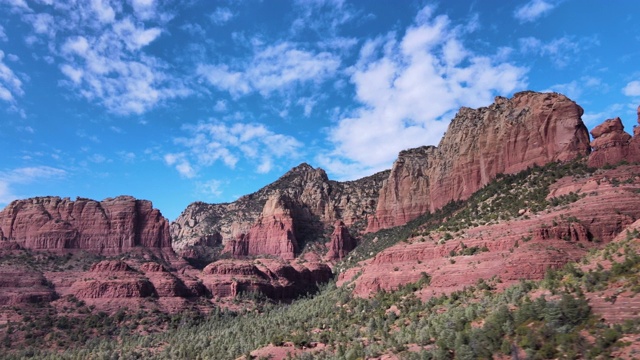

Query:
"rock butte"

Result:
[[0, 196, 173, 256]]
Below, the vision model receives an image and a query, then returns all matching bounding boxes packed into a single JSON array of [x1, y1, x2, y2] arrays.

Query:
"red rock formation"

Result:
[[588, 112, 640, 167], [171, 165, 388, 261], [343, 165, 640, 298], [325, 221, 356, 261], [0, 265, 57, 306], [588, 117, 633, 167], [367, 92, 591, 232], [0, 196, 172, 255], [224, 192, 298, 259], [367, 146, 437, 233], [199, 259, 332, 300]]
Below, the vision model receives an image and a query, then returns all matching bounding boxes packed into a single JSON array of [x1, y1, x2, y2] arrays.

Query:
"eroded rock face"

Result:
[[367, 92, 591, 232], [223, 192, 298, 260], [325, 221, 356, 261], [341, 165, 640, 298], [0, 196, 172, 255], [172, 164, 388, 260], [0, 265, 57, 306], [366, 146, 437, 233], [199, 259, 332, 300], [588, 115, 640, 168]]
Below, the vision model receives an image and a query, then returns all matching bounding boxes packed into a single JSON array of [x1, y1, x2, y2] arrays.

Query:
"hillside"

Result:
[[3, 158, 640, 359]]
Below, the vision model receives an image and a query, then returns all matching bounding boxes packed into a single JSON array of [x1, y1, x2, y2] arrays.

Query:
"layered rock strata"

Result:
[[0, 196, 172, 255], [367, 91, 592, 232], [199, 259, 332, 300], [341, 165, 640, 297]]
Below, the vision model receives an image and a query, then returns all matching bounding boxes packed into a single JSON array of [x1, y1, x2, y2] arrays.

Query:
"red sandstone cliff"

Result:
[[325, 221, 356, 261], [0, 196, 172, 255], [588, 109, 640, 167], [223, 192, 299, 260], [367, 92, 592, 232]]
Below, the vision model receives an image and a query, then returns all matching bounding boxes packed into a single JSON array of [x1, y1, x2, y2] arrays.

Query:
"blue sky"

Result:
[[1, 0, 639, 220]]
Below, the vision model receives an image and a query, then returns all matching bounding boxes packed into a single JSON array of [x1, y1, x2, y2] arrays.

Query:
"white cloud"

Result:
[[197, 42, 341, 97], [213, 100, 227, 112], [130, 0, 157, 21], [166, 121, 303, 177], [582, 103, 625, 127], [88, 154, 107, 163], [514, 0, 555, 23], [164, 152, 196, 178], [321, 5, 527, 179], [118, 151, 136, 163], [291, 0, 356, 37], [23, 13, 56, 38], [11, 0, 187, 115], [0, 166, 67, 205], [0, 50, 24, 105], [210, 7, 234, 25], [623, 80, 640, 97]]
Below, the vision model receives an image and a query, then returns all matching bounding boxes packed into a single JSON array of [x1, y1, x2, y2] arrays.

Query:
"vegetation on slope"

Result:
[[339, 159, 595, 271], [4, 160, 640, 359], [4, 230, 640, 359]]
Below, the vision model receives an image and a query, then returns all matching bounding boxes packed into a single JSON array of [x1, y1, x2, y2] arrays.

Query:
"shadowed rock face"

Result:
[[0, 196, 172, 255], [199, 258, 332, 300], [367, 91, 592, 232]]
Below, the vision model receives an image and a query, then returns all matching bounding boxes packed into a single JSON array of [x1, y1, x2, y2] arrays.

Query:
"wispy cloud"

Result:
[[0, 166, 67, 204], [7, 0, 189, 115], [0, 24, 7, 41], [519, 35, 596, 68], [291, 0, 357, 37], [210, 7, 235, 25], [320, 4, 527, 179], [0, 50, 24, 104], [165, 121, 303, 177], [582, 103, 625, 127], [543, 76, 602, 101], [197, 42, 341, 98], [514, 0, 556, 23], [196, 179, 223, 198]]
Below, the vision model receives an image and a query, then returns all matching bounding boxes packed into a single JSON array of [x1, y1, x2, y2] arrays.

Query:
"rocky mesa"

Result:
[[0, 196, 172, 256]]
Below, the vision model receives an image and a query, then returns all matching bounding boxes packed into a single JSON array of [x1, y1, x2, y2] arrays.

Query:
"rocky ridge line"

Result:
[[367, 91, 592, 232]]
